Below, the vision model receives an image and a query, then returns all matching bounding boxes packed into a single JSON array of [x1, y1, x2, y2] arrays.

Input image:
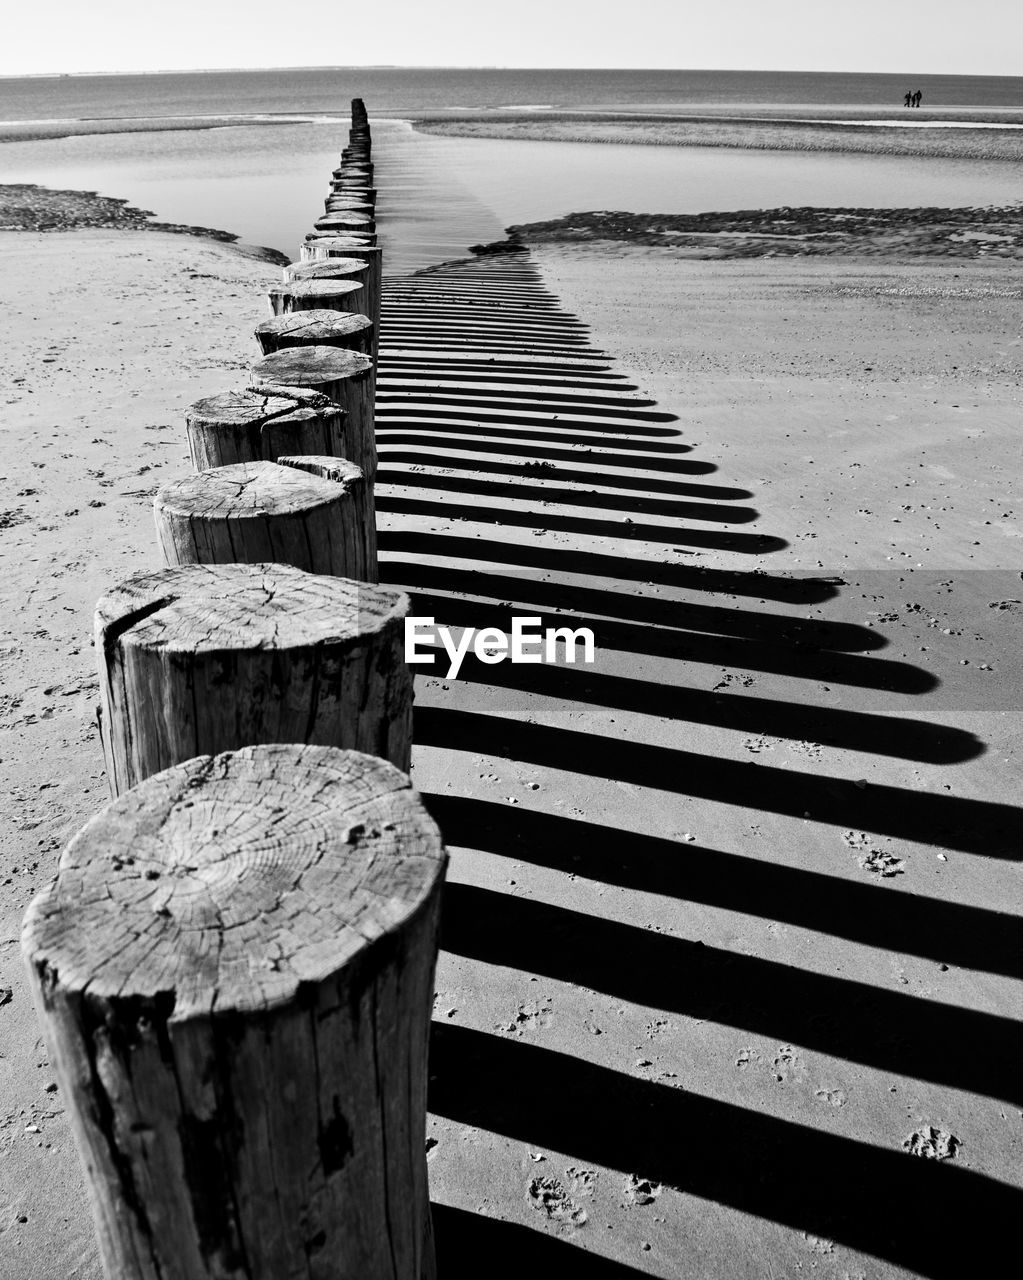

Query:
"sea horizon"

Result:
[[2, 66, 1020, 271], [3, 66, 1023, 123]]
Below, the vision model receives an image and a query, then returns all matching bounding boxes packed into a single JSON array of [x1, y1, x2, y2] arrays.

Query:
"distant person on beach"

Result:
[[913, 89, 923, 108], [904, 91, 912, 107]]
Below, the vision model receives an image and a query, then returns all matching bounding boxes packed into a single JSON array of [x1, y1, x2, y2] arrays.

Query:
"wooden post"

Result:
[[185, 387, 345, 471], [154, 458, 377, 583], [250, 345, 376, 482], [297, 243, 382, 364], [22, 741, 443, 1280], [254, 310, 373, 356], [329, 183, 377, 201], [324, 199, 375, 215], [329, 184, 377, 202], [284, 258, 367, 282], [96, 561, 413, 794], [313, 215, 377, 236], [268, 277, 365, 316], [283, 257, 367, 285], [283, 258, 379, 353], [306, 230, 377, 248]]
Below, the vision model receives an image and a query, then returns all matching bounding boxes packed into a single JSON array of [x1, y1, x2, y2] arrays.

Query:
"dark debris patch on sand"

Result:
[[0, 183, 290, 265], [507, 205, 1023, 260]]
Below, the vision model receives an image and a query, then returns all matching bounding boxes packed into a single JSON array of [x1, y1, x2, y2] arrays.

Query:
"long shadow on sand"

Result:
[[377, 254, 1020, 1275], [429, 1024, 1020, 1280], [423, 795, 1020, 979]]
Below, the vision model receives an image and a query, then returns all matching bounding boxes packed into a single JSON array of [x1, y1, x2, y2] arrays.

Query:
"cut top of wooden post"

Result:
[[250, 347, 375, 479], [96, 563, 409, 792], [283, 257, 366, 282], [254, 310, 373, 355], [156, 458, 362, 531], [97, 561, 404, 661], [305, 231, 376, 247], [250, 345, 373, 395], [268, 277, 364, 314], [22, 742, 446, 1022], [301, 238, 382, 262], [284, 259, 368, 282], [185, 386, 343, 470]]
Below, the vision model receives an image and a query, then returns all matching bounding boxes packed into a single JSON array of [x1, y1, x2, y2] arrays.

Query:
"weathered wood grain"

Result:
[[22, 742, 443, 1280], [283, 257, 366, 283], [283, 259, 367, 282], [249, 345, 376, 481], [295, 244, 382, 362], [185, 387, 345, 471], [154, 459, 376, 582], [253, 310, 373, 356], [313, 215, 377, 235], [267, 277, 365, 316], [96, 562, 413, 794]]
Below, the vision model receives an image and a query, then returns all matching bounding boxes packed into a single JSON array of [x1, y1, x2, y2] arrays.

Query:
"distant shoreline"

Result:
[[4, 105, 1023, 157], [411, 114, 1023, 162]]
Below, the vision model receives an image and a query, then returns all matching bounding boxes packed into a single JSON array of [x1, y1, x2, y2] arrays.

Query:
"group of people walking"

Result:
[[903, 89, 924, 108]]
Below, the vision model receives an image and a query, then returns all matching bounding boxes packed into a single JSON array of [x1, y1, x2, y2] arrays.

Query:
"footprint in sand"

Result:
[[624, 1174, 663, 1206], [772, 1045, 807, 1084], [528, 1175, 588, 1227], [859, 849, 906, 877], [566, 1167, 598, 1199], [902, 1126, 960, 1160], [814, 1087, 847, 1108]]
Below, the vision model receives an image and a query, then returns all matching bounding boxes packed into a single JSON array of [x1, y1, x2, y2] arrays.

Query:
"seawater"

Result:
[[1, 69, 1022, 271], [4, 66, 1023, 119]]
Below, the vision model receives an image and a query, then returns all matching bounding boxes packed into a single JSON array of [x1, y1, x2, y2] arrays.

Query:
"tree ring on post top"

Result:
[[21, 742, 444, 1278], [283, 259, 367, 282], [254, 310, 373, 355], [185, 386, 344, 470], [23, 743, 445, 1020], [267, 278, 364, 315], [154, 459, 374, 581]]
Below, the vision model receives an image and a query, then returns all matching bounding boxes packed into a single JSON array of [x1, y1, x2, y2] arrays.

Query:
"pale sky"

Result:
[[2, 0, 1020, 78]]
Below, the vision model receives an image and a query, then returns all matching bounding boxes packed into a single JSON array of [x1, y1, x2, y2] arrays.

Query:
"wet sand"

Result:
[[0, 227, 1020, 1279], [414, 113, 1023, 162]]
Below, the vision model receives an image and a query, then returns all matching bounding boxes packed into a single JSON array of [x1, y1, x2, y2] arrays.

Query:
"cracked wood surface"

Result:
[[283, 257, 367, 283], [268, 277, 365, 316], [22, 743, 445, 1280], [290, 243, 383, 365], [250, 345, 377, 483], [154, 459, 377, 583], [254, 308, 374, 356], [185, 386, 346, 471], [96, 562, 412, 796]]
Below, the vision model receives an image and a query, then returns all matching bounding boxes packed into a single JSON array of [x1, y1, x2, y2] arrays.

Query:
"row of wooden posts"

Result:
[[23, 102, 446, 1279]]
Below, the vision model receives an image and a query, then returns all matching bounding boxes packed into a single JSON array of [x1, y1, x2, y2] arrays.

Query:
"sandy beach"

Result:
[[0, 211, 1020, 1278]]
